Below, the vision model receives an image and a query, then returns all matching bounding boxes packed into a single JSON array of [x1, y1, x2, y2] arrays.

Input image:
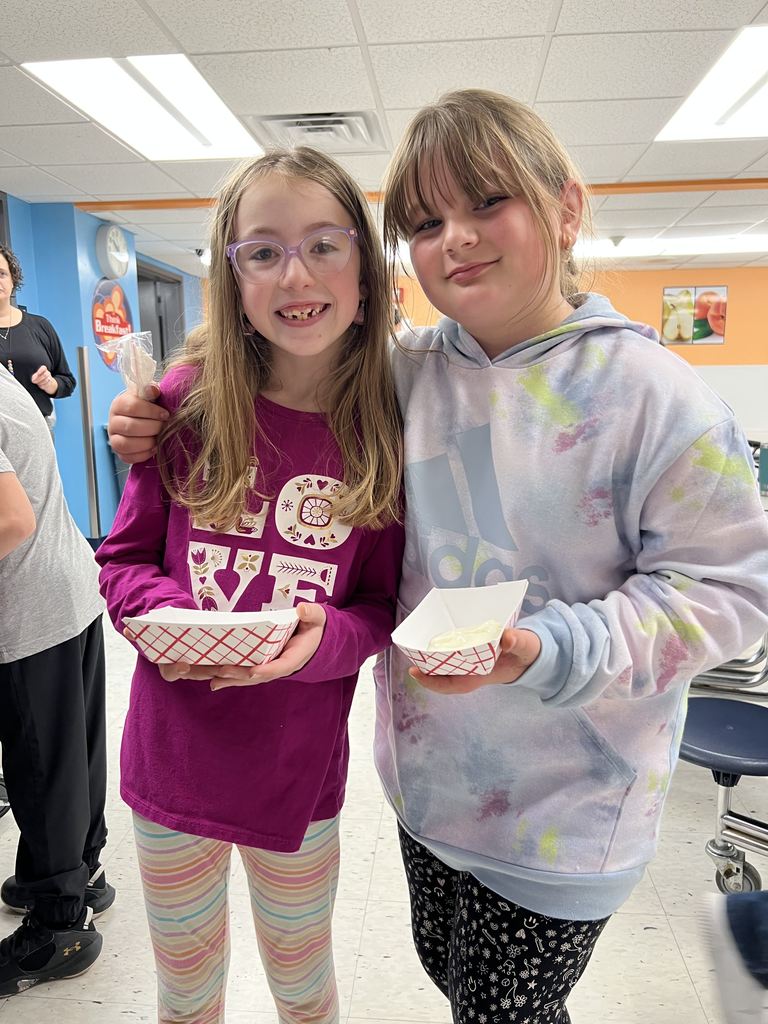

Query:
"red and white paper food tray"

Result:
[[123, 607, 299, 667], [391, 580, 528, 676]]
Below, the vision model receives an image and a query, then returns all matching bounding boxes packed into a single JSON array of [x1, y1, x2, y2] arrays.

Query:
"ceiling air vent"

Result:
[[247, 111, 386, 154]]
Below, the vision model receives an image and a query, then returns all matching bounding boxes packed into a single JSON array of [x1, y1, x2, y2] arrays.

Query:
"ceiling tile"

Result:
[[149, 227, 208, 243], [685, 253, 759, 264], [0, 67, 85, 125], [595, 208, 690, 229], [702, 188, 768, 205], [737, 150, 768, 173], [598, 191, 712, 209], [659, 224, 754, 237], [1, 0, 177, 61], [155, 160, 242, 195], [194, 49, 375, 116], [125, 220, 209, 241], [385, 108, 421, 147], [627, 140, 768, 178], [135, 241, 205, 276], [333, 153, 392, 190], [118, 208, 213, 225], [734, 220, 768, 234], [603, 257, 684, 270], [556, 0, 763, 32], [25, 193, 97, 202], [593, 226, 668, 238], [0, 124, 140, 165], [40, 163, 189, 195], [0, 148, 26, 168], [0, 165, 88, 197], [369, 37, 544, 108], [677, 205, 768, 225], [358, 0, 549, 43], [92, 211, 129, 223], [535, 98, 679, 146], [537, 31, 733, 102], [128, 227, 164, 243], [144, 0, 357, 52], [569, 144, 647, 180]]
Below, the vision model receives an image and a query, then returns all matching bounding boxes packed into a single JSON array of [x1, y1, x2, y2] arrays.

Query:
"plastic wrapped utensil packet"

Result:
[[95, 331, 157, 397]]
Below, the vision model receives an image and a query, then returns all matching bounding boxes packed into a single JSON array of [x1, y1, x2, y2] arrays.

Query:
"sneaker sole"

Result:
[[0, 933, 103, 997]]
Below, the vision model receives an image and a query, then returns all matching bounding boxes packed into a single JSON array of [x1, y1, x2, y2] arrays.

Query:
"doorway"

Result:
[[137, 262, 185, 364]]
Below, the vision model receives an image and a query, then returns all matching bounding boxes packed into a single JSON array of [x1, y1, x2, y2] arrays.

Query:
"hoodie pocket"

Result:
[[571, 708, 636, 789]]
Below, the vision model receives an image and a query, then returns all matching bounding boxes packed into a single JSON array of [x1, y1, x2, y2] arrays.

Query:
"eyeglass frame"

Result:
[[225, 227, 359, 282]]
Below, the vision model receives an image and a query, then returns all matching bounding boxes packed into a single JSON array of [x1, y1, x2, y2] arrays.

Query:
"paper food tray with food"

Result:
[[391, 580, 528, 676]]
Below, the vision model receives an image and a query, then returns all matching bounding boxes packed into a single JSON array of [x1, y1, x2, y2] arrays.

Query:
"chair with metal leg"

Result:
[[679, 696, 768, 892]]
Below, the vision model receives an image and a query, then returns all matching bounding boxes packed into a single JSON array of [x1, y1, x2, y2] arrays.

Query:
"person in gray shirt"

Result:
[[0, 363, 114, 997]]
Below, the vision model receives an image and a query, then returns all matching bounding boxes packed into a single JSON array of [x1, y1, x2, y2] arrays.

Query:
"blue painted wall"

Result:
[[6, 195, 39, 312], [6, 196, 204, 536], [73, 207, 142, 532]]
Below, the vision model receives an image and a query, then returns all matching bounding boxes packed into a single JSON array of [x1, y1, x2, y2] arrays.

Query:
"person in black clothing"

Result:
[[0, 245, 76, 431]]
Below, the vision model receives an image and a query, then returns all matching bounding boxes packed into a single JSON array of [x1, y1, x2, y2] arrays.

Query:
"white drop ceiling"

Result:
[[2, 0, 768, 277]]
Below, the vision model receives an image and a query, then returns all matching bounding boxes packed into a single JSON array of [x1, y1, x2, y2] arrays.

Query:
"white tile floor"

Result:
[[1, 620, 766, 1023]]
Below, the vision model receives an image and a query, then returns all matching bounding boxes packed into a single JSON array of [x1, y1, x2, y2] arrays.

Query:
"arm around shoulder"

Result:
[[0, 472, 36, 559]]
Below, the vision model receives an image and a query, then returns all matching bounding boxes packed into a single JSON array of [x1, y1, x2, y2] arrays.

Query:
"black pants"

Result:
[[0, 616, 108, 928], [399, 825, 610, 1023]]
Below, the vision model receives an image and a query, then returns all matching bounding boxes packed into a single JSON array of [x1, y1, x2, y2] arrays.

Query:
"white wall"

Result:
[[693, 365, 768, 440]]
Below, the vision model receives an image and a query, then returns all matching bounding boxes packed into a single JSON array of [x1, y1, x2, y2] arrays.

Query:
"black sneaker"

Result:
[[0, 907, 102, 996], [1, 865, 115, 918]]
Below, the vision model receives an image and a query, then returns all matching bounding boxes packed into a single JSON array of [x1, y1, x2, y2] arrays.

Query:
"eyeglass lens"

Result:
[[234, 229, 353, 280]]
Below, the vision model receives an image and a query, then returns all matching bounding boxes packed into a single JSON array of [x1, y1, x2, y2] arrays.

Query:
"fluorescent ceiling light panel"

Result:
[[657, 27, 768, 140], [22, 55, 263, 161], [576, 234, 768, 259]]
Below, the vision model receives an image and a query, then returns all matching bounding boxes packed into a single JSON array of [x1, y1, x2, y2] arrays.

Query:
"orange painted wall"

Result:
[[593, 268, 768, 366], [398, 274, 440, 329], [398, 267, 768, 366]]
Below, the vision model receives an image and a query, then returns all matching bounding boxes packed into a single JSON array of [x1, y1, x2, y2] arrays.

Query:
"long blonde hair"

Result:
[[158, 148, 402, 531], [382, 89, 592, 318]]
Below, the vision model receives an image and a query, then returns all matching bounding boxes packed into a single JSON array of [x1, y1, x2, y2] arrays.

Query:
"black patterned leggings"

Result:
[[398, 825, 610, 1024]]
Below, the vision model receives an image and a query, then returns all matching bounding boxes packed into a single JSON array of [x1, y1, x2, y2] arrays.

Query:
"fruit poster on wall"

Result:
[[661, 286, 727, 345]]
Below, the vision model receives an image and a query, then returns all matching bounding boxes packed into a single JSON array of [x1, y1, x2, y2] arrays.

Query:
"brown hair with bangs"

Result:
[[382, 88, 592, 319], [0, 245, 23, 292], [157, 147, 402, 532]]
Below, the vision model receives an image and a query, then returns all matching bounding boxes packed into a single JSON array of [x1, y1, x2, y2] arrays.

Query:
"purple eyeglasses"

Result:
[[226, 227, 358, 283]]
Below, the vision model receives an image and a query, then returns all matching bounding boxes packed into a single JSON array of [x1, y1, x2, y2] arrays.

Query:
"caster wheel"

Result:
[[716, 862, 762, 893]]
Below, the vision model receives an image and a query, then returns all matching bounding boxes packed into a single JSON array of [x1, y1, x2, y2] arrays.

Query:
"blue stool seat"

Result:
[[680, 697, 768, 776]]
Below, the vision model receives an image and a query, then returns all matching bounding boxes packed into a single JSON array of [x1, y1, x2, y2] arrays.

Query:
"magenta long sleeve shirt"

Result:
[[97, 368, 404, 850]]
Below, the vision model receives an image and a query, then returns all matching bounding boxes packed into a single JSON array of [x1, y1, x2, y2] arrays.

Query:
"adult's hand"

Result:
[[108, 383, 168, 463], [31, 365, 58, 395], [409, 628, 542, 695]]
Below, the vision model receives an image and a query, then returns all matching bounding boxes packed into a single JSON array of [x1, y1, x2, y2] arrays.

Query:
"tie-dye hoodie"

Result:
[[374, 292, 768, 920]]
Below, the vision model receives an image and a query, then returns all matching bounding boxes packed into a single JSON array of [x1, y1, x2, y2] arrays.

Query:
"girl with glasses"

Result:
[[96, 148, 404, 1024]]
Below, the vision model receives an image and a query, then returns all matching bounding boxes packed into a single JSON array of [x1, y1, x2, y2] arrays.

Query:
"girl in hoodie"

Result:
[[374, 88, 768, 1023], [107, 91, 768, 1024]]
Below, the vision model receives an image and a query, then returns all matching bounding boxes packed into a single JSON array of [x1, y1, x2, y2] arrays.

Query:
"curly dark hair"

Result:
[[0, 245, 23, 291]]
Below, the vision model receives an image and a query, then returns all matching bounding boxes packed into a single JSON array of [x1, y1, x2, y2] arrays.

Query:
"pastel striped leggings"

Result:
[[133, 812, 341, 1024]]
